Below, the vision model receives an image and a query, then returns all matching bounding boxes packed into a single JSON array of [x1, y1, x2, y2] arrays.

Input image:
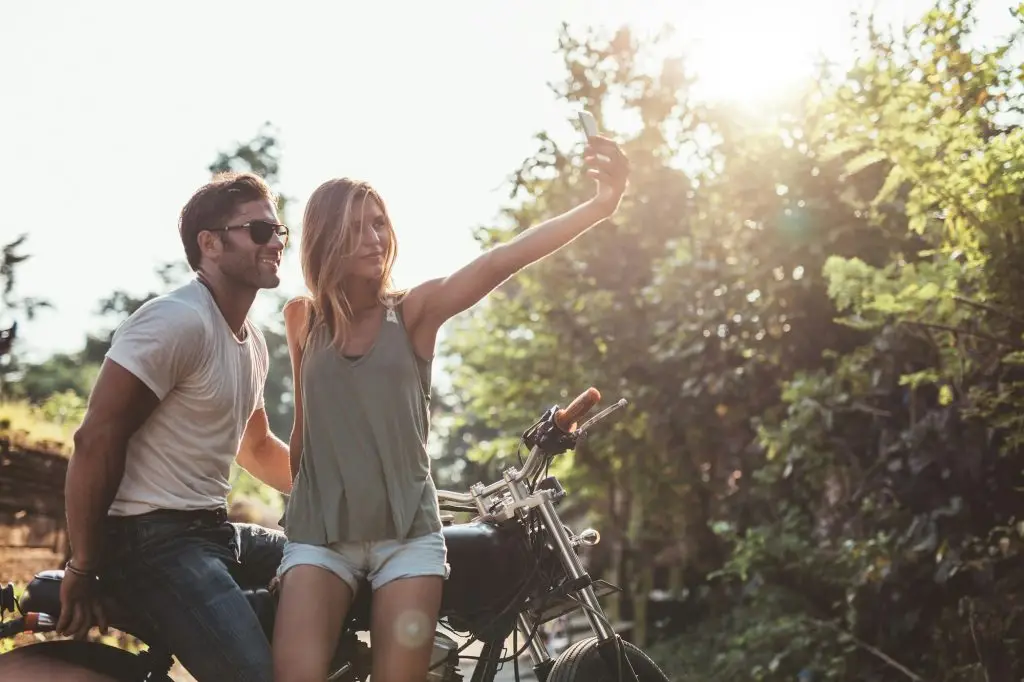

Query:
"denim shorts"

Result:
[[277, 530, 449, 594]]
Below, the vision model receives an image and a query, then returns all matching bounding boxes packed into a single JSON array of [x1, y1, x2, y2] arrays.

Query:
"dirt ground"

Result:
[[0, 547, 63, 585]]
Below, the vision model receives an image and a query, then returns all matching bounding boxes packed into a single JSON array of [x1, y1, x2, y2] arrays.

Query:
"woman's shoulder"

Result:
[[283, 295, 313, 317], [386, 288, 411, 305], [282, 296, 314, 340]]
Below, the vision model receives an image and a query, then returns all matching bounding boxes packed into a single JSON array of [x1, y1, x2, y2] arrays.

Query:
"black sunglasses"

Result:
[[208, 220, 289, 246]]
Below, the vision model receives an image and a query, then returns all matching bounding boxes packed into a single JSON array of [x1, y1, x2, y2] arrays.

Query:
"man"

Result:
[[57, 172, 294, 682]]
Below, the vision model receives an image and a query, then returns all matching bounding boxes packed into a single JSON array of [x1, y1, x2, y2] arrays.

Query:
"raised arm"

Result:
[[282, 297, 311, 481], [403, 135, 630, 357]]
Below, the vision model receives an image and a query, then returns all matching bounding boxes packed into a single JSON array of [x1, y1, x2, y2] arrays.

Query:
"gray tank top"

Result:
[[283, 298, 442, 545]]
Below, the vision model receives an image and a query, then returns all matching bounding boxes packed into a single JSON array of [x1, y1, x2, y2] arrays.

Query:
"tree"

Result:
[[439, 15, 895, 646], [677, 2, 1024, 680], [0, 235, 51, 393], [1, 234, 51, 323], [441, 2, 1024, 676]]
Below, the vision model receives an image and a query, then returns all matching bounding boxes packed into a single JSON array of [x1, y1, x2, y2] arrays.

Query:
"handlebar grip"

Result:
[[554, 387, 601, 432]]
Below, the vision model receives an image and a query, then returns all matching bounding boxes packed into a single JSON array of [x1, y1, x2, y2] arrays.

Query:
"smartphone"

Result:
[[577, 110, 598, 139], [577, 110, 610, 163]]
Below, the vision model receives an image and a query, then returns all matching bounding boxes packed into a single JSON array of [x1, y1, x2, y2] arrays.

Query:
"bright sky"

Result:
[[3, 0, 1015, 363]]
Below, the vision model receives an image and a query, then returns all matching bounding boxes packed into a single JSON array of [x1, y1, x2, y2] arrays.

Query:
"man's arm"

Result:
[[66, 296, 207, 568], [59, 297, 205, 639], [236, 407, 293, 494], [65, 360, 161, 571]]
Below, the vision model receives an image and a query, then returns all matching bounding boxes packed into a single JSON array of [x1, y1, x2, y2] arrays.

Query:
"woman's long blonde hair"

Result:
[[300, 178, 399, 351]]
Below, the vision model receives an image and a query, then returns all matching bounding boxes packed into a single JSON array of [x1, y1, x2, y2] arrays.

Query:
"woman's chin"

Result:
[[351, 267, 383, 284]]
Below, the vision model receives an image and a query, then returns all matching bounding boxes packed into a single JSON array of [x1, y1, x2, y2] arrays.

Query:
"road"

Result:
[[453, 633, 540, 682], [491, 660, 539, 682]]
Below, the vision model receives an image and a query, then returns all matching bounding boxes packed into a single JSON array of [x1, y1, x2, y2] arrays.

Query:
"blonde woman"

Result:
[[272, 134, 630, 682]]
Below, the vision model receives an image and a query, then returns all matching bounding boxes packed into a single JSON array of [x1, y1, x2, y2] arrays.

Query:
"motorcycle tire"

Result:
[[0, 640, 172, 682], [546, 636, 671, 682]]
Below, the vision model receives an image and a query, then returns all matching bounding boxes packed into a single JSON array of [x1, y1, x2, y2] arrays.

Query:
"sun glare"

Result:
[[685, 11, 823, 105], [624, 0, 847, 108]]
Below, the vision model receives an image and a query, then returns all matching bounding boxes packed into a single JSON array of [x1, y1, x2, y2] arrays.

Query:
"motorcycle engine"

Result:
[[426, 630, 461, 682]]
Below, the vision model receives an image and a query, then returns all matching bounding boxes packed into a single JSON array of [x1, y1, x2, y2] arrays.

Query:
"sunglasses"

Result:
[[208, 220, 290, 246]]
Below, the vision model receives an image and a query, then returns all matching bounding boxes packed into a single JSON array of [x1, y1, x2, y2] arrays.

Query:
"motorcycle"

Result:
[[0, 387, 671, 681]]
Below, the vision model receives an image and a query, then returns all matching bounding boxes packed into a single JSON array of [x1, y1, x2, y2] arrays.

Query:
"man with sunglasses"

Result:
[[57, 172, 293, 682]]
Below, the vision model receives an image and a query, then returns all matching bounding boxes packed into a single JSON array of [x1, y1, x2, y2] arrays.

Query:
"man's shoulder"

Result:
[[149, 279, 211, 313], [127, 281, 211, 332]]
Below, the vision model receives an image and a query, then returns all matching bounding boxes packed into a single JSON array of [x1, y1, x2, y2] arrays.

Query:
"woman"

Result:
[[272, 133, 630, 682]]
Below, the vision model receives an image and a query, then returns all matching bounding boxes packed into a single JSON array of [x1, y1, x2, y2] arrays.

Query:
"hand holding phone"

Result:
[[573, 109, 629, 214], [578, 110, 598, 139]]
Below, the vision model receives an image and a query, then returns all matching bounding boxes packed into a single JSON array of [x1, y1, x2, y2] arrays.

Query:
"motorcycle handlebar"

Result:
[[0, 617, 25, 638], [436, 388, 627, 507], [554, 387, 601, 432]]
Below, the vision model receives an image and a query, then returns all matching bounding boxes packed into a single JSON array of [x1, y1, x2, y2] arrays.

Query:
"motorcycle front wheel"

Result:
[[546, 636, 671, 682], [0, 640, 172, 682]]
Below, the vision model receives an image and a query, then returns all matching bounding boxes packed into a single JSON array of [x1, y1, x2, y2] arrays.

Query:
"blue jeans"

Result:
[[99, 507, 284, 682]]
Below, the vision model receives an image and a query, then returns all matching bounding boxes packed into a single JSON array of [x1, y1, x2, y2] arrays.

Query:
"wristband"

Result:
[[65, 559, 97, 579]]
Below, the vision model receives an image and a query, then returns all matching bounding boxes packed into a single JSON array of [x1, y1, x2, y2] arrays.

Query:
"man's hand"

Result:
[[583, 135, 631, 216], [56, 565, 108, 640]]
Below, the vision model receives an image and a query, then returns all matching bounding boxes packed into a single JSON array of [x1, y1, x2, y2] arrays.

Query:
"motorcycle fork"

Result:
[[535, 492, 641, 682], [504, 476, 617, 677], [533, 495, 615, 641]]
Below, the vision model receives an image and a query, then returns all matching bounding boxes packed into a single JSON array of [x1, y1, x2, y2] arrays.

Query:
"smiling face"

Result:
[[201, 198, 286, 290], [178, 172, 284, 293]]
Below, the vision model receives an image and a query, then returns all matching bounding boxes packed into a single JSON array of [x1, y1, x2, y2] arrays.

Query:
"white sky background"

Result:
[[2, 0, 1015, 363]]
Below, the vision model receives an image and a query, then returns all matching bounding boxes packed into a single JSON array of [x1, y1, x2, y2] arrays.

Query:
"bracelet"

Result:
[[65, 559, 97, 579]]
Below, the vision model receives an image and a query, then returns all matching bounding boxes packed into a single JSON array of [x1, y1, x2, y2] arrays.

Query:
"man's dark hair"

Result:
[[178, 172, 277, 271]]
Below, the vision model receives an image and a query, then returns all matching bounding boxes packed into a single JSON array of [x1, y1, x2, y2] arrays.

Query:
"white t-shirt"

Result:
[[104, 279, 269, 516]]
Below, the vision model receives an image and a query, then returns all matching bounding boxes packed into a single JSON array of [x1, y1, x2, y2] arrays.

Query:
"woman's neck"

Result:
[[345, 280, 381, 317]]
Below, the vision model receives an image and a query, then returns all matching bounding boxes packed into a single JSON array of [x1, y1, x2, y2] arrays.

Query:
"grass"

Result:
[[0, 400, 78, 456]]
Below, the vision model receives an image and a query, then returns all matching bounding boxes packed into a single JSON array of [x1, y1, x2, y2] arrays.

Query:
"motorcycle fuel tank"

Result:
[[440, 518, 536, 619]]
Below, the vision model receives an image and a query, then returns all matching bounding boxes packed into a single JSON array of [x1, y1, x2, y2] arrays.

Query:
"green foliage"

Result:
[[37, 390, 88, 426], [438, 1, 1024, 679], [0, 399, 79, 452], [5, 353, 100, 404], [685, 2, 1024, 680]]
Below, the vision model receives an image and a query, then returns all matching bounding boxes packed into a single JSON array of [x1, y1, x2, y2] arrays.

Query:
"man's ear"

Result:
[[197, 230, 223, 262]]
